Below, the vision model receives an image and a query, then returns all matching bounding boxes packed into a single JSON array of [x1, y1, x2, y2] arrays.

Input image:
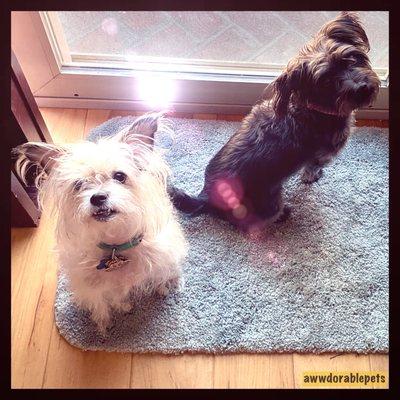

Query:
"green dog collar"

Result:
[[97, 234, 143, 252]]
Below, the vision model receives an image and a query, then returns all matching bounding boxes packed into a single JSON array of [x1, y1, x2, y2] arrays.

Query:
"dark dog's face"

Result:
[[273, 12, 380, 117]]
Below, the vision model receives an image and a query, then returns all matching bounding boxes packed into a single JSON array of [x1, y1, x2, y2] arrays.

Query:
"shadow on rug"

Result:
[[55, 117, 388, 353]]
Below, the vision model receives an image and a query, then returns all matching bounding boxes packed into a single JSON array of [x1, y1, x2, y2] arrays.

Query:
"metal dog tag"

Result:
[[96, 248, 129, 272], [104, 254, 129, 272]]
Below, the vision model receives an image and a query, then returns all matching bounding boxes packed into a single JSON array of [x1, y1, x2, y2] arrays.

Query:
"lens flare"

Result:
[[232, 204, 247, 219], [216, 182, 230, 194], [137, 76, 176, 109], [227, 196, 240, 208], [210, 177, 244, 211]]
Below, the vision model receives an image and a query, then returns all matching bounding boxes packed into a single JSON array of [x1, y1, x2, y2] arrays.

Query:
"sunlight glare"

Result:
[[137, 76, 176, 109]]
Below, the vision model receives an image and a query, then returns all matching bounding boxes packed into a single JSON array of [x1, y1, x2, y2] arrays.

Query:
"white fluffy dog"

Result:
[[14, 112, 187, 333]]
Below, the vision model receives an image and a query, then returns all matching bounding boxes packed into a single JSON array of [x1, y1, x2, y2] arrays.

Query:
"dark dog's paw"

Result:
[[275, 205, 291, 223], [301, 168, 323, 184]]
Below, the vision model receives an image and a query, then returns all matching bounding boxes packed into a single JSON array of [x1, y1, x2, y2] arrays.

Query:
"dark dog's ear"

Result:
[[118, 111, 167, 149], [339, 11, 362, 24], [322, 12, 370, 52], [271, 61, 306, 118], [12, 142, 65, 184], [271, 72, 292, 118]]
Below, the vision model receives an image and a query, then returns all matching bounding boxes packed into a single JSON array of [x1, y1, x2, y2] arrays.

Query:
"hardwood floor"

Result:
[[11, 108, 388, 388]]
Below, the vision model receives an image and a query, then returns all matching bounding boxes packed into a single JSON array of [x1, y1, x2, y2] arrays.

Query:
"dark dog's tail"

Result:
[[168, 185, 208, 216]]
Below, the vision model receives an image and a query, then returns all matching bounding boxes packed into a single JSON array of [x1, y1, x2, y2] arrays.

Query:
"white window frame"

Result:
[[11, 11, 389, 119]]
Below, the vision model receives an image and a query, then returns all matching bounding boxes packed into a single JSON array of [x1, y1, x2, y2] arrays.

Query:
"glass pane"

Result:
[[57, 11, 388, 72]]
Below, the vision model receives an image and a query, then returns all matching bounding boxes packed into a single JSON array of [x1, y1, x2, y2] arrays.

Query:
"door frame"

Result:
[[11, 11, 389, 119]]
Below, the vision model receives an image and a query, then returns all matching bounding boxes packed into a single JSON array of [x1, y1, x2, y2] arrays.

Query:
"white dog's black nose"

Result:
[[90, 193, 108, 207]]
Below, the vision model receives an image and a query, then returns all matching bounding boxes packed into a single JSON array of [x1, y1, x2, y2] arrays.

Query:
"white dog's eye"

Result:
[[113, 171, 127, 183], [73, 179, 84, 191]]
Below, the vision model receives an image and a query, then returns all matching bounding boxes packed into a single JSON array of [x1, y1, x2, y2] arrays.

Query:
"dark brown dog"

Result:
[[169, 12, 380, 231]]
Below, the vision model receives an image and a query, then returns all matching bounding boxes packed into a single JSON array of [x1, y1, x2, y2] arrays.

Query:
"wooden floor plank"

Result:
[[213, 354, 294, 388], [130, 354, 214, 388], [217, 114, 245, 121], [84, 109, 112, 136], [355, 119, 388, 128], [11, 227, 35, 296], [39, 108, 87, 143], [193, 113, 217, 120], [11, 212, 57, 388], [43, 331, 132, 388], [369, 354, 389, 388]]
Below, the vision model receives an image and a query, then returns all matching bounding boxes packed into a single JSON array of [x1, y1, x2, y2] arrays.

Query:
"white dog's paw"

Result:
[[156, 284, 170, 297], [91, 306, 111, 335], [301, 167, 323, 184], [157, 276, 183, 297], [95, 317, 110, 336], [175, 276, 185, 292], [116, 301, 132, 313]]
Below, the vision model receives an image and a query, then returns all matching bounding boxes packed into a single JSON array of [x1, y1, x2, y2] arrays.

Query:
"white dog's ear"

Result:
[[118, 111, 167, 149], [12, 142, 66, 184]]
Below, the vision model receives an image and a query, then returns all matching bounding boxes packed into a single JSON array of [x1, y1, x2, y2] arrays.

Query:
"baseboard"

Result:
[[35, 97, 255, 114]]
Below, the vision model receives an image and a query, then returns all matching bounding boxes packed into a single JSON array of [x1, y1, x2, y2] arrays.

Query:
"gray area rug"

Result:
[[55, 117, 389, 353]]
